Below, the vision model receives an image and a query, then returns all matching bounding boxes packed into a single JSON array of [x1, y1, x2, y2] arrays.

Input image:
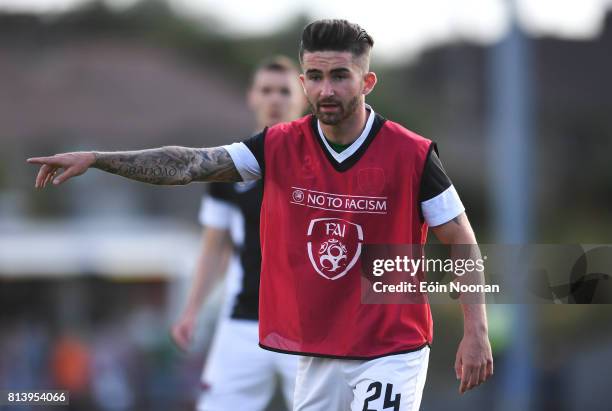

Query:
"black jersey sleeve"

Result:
[[242, 128, 267, 176], [418, 143, 465, 226], [419, 143, 453, 202]]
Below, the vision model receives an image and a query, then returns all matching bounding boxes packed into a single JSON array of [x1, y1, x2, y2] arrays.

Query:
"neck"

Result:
[[320, 102, 368, 145], [255, 119, 275, 132]]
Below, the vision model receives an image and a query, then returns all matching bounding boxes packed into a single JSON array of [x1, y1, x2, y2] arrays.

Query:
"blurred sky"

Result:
[[1, 0, 611, 61]]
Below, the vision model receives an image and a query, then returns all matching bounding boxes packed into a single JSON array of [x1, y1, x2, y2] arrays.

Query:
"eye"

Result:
[[280, 87, 291, 96], [261, 86, 272, 95], [308, 74, 322, 81], [332, 74, 347, 81]]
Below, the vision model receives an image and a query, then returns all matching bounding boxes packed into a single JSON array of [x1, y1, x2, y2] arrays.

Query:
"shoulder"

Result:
[[382, 119, 431, 145], [264, 114, 312, 143], [380, 118, 433, 159]]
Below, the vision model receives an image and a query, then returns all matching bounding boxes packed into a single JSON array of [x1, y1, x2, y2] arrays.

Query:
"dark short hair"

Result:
[[254, 55, 300, 75], [299, 19, 374, 62], [250, 55, 300, 88]]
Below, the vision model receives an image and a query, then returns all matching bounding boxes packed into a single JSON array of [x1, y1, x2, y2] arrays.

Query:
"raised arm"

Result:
[[27, 146, 241, 188]]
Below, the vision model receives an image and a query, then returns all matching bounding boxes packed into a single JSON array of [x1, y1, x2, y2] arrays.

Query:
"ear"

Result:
[[299, 73, 307, 95], [363, 71, 377, 96], [293, 77, 308, 111]]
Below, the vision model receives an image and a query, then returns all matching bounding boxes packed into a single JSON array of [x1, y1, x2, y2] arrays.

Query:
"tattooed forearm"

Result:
[[191, 147, 243, 182], [92, 146, 241, 185]]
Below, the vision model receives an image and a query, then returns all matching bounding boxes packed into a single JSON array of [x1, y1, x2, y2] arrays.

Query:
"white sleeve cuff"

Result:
[[199, 196, 234, 229], [222, 143, 262, 182], [421, 185, 465, 227]]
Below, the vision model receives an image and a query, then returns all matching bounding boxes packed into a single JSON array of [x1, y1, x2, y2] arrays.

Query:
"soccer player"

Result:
[[28, 19, 493, 411], [170, 56, 306, 411]]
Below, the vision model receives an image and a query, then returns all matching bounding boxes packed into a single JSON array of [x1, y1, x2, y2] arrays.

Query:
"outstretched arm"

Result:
[[27, 146, 241, 188]]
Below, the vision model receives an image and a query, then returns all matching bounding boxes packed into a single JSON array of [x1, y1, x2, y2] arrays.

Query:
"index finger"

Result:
[[27, 156, 57, 165]]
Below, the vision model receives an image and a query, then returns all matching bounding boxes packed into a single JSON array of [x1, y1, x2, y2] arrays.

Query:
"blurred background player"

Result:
[[170, 56, 306, 411]]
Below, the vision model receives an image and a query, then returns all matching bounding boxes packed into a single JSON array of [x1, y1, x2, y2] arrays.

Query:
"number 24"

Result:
[[362, 382, 401, 411]]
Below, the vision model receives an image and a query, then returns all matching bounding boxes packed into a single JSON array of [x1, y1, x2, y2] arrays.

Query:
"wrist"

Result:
[[181, 307, 198, 322], [89, 151, 99, 168], [464, 320, 488, 337]]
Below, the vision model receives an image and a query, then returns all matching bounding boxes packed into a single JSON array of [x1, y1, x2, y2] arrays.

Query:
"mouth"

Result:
[[319, 103, 340, 113]]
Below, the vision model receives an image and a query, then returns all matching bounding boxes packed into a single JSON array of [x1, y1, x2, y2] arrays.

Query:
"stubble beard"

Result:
[[310, 95, 361, 126]]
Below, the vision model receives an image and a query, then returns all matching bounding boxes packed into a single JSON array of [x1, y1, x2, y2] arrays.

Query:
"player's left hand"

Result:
[[170, 312, 197, 352], [454, 332, 493, 394]]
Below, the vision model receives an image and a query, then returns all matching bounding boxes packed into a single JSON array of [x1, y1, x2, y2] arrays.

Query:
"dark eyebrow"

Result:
[[330, 68, 351, 74], [305, 67, 351, 76]]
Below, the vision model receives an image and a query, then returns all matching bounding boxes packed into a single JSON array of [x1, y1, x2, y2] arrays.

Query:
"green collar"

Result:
[[326, 139, 352, 153]]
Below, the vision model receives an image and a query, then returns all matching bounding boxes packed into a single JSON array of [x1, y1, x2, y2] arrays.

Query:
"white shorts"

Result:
[[293, 346, 430, 411], [197, 318, 298, 411]]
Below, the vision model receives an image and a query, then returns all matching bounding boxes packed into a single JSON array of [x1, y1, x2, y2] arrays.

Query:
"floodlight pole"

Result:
[[488, 0, 535, 410]]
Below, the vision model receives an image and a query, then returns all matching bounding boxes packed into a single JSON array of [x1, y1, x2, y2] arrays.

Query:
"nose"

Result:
[[269, 92, 283, 106], [320, 79, 334, 98]]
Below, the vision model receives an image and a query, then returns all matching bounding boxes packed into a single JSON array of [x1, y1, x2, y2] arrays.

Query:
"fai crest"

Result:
[[307, 218, 363, 280]]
